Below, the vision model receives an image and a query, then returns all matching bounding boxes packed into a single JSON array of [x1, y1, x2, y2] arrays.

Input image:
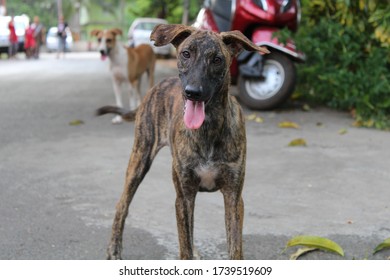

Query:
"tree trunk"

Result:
[[57, 0, 63, 19], [182, 0, 190, 25]]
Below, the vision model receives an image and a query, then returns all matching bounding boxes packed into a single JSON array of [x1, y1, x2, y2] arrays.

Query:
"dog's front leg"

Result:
[[173, 170, 197, 260], [175, 195, 196, 259], [111, 79, 124, 124], [222, 190, 244, 260]]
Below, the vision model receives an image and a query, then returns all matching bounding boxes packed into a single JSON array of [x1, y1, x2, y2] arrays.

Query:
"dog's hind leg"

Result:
[[147, 59, 155, 89], [107, 131, 160, 260], [129, 79, 142, 110]]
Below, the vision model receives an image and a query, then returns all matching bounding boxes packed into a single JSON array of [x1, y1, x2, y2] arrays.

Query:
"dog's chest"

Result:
[[110, 53, 128, 82], [195, 163, 219, 191], [111, 65, 127, 82]]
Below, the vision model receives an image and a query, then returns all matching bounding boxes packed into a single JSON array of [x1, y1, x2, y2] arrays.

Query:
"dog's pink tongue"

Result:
[[101, 54, 107, 61], [184, 99, 205, 130]]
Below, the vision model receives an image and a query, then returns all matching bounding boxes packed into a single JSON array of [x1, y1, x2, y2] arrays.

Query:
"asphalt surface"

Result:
[[0, 52, 389, 260]]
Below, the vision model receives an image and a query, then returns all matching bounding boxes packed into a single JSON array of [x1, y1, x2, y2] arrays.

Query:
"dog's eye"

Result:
[[106, 39, 112, 43], [213, 56, 222, 65], [181, 51, 190, 59], [97, 38, 102, 43]]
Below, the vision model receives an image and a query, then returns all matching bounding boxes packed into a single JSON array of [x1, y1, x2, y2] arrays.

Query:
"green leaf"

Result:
[[373, 238, 390, 255], [286, 235, 345, 257]]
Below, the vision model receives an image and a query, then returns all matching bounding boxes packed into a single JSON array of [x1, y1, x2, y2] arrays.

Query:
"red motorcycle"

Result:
[[194, 0, 305, 110]]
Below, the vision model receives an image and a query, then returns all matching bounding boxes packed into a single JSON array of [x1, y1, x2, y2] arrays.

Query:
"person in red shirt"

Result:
[[24, 22, 36, 59], [8, 16, 18, 59]]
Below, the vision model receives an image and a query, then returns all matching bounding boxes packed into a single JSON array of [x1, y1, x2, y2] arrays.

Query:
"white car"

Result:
[[0, 15, 28, 54], [46, 26, 73, 52], [128, 18, 171, 57]]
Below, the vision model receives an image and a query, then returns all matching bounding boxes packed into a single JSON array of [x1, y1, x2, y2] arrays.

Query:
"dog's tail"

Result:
[[96, 106, 137, 122]]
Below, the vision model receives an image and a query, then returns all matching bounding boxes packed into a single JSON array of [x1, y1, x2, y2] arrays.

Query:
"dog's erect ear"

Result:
[[90, 29, 102, 37], [220, 30, 270, 57], [110, 28, 123, 37], [151, 24, 196, 48]]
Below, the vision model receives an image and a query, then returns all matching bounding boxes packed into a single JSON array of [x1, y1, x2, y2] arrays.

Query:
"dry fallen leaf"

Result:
[[246, 114, 264, 124], [288, 138, 307, 147], [350, 109, 357, 119], [279, 121, 300, 129], [246, 114, 257, 121], [353, 119, 375, 128], [290, 247, 318, 260], [338, 128, 348, 135], [302, 104, 311, 112], [255, 117, 264, 123], [291, 91, 302, 100], [69, 119, 84, 126]]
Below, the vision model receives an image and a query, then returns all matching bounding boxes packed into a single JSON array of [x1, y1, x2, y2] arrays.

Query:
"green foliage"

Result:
[[6, 0, 92, 28], [7, 0, 57, 27], [294, 0, 390, 129], [127, 0, 202, 24]]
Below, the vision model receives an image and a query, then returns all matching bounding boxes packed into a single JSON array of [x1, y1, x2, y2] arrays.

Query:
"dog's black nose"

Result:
[[100, 50, 106, 56], [185, 85, 203, 100]]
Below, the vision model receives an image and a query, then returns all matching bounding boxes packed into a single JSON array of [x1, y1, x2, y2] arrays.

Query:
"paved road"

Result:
[[1, 52, 389, 260]]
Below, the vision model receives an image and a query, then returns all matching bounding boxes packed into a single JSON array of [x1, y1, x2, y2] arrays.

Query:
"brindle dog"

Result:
[[97, 24, 269, 260]]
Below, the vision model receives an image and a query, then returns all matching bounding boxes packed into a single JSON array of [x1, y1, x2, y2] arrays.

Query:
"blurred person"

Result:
[[31, 16, 44, 59], [24, 22, 36, 59], [56, 15, 69, 59], [8, 15, 18, 59]]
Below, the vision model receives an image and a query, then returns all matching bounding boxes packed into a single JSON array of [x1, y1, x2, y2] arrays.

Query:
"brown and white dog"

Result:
[[91, 28, 156, 124]]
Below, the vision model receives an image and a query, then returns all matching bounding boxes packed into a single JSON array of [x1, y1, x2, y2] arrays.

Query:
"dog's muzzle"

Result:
[[184, 85, 204, 101], [183, 85, 210, 130], [99, 49, 108, 61]]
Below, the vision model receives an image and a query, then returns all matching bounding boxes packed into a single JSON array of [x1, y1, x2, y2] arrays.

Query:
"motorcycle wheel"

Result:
[[238, 51, 296, 110]]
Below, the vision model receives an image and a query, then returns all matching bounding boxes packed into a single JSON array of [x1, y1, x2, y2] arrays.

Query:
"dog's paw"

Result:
[[193, 247, 202, 260], [107, 244, 122, 260], [111, 115, 123, 124], [106, 253, 122, 260]]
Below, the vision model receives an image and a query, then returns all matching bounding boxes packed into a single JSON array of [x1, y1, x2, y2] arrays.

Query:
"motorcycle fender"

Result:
[[193, 8, 219, 32], [252, 28, 305, 63]]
